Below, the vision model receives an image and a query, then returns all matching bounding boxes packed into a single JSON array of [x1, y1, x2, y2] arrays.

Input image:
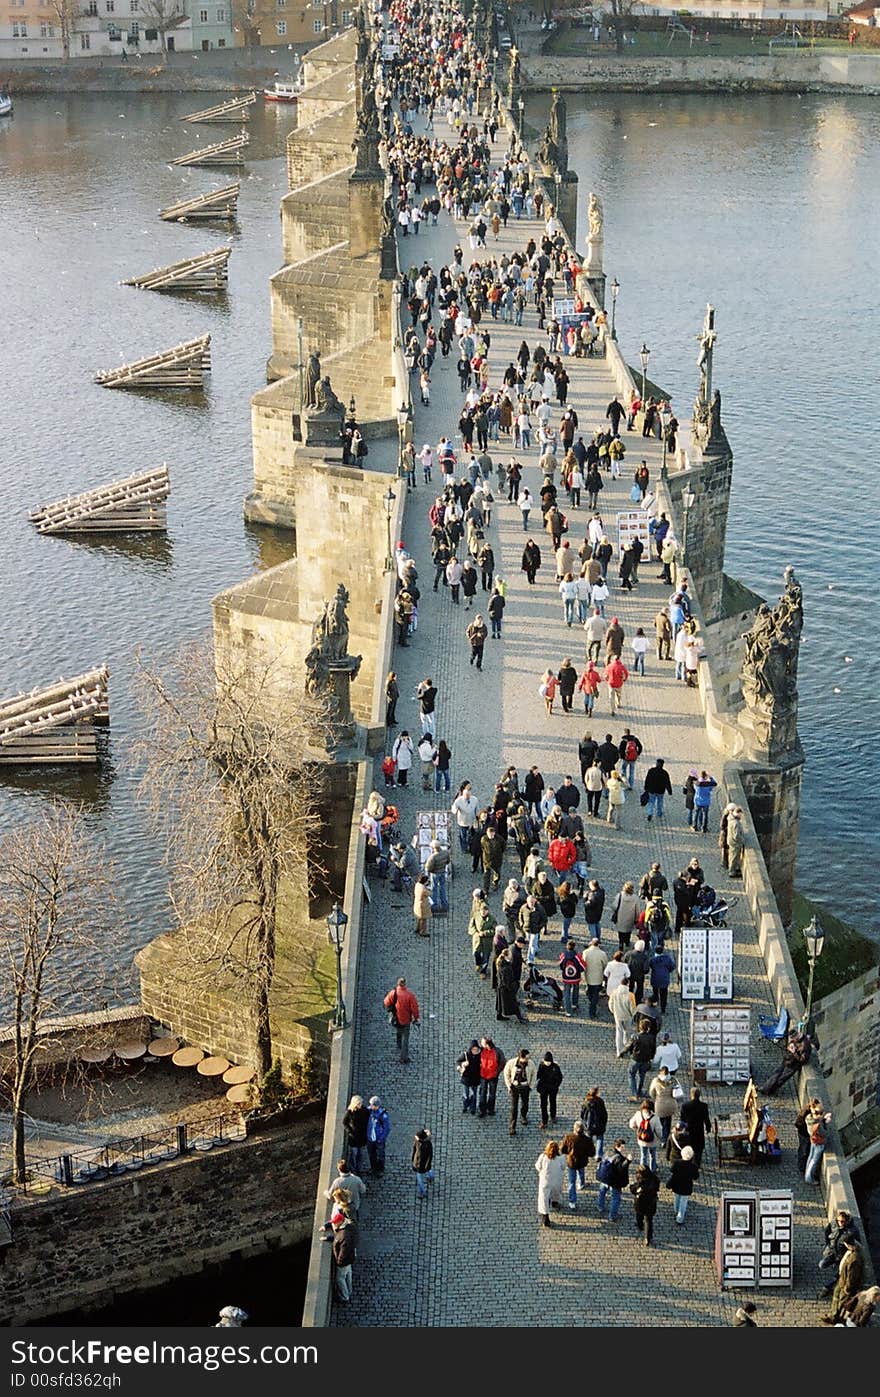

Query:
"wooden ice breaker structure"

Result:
[[30, 466, 170, 535], [123, 246, 230, 294], [182, 93, 256, 124], [94, 336, 211, 390], [0, 667, 109, 766], [160, 184, 240, 223], [170, 133, 248, 168]]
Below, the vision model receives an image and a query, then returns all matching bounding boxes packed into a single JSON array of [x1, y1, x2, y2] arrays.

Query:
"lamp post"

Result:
[[383, 486, 396, 572], [802, 915, 825, 1033], [326, 902, 349, 1031], [639, 342, 650, 413], [660, 401, 670, 481], [681, 482, 696, 568], [517, 96, 525, 135], [297, 316, 304, 414], [610, 277, 619, 341], [492, 45, 498, 87], [396, 402, 410, 481]]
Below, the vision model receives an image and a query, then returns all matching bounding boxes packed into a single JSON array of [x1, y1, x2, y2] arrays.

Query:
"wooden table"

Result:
[[197, 1055, 230, 1077], [148, 1037, 179, 1058], [172, 1046, 204, 1068], [115, 1043, 147, 1061], [223, 1064, 255, 1086], [78, 1047, 112, 1064], [226, 1083, 254, 1105]]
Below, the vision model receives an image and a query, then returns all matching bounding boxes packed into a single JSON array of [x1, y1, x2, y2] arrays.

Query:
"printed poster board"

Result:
[[680, 927, 708, 1000], [716, 1190, 758, 1289], [707, 926, 734, 1000], [616, 508, 652, 558], [415, 810, 450, 869], [692, 1003, 751, 1084], [758, 1191, 793, 1288]]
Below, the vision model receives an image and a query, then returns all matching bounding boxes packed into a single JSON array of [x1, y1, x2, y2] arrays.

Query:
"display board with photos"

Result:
[[615, 507, 652, 559], [707, 926, 734, 999], [758, 1191, 793, 1287], [415, 810, 450, 869], [680, 927, 708, 1000], [691, 1002, 751, 1084], [715, 1191, 758, 1288]]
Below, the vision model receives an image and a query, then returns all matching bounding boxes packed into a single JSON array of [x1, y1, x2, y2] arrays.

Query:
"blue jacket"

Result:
[[368, 1108, 391, 1145], [693, 776, 717, 809], [650, 951, 676, 990]]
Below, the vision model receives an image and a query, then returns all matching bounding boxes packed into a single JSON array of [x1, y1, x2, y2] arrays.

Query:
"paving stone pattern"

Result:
[[332, 120, 826, 1327]]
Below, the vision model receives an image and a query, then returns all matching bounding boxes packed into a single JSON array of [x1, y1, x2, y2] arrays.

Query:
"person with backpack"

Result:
[[558, 939, 586, 1016], [630, 1163, 661, 1247], [648, 1065, 678, 1143], [617, 728, 643, 789], [503, 1047, 535, 1136], [383, 977, 420, 1064], [630, 1100, 661, 1172], [560, 1120, 594, 1210], [477, 1036, 506, 1118], [366, 1096, 391, 1174], [536, 1050, 563, 1129], [580, 1085, 608, 1161], [644, 893, 673, 952], [805, 1100, 832, 1183], [649, 944, 676, 1013], [597, 1139, 631, 1221], [628, 1028, 657, 1102], [457, 1040, 483, 1116]]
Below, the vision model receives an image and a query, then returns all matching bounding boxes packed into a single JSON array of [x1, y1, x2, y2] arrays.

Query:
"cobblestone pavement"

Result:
[[332, 120, 826, 1327]]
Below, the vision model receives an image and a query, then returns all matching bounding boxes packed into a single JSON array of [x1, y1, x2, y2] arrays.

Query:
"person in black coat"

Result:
[[631, 1165, 660, 1246], [668, 1146, 699, 1224], [679, 1086, 712, 1169], [456, 1040, 483, 1115], [495, 949, 526, 1022], [579, 735, 599, 784], [625, 939, 648, 1002], [412, 1128, 434, 1198], [536, 1051, 563, 1127], [523, 764, 545, 817], [596, 734, 619, 775], [521, 538, 542, 585]]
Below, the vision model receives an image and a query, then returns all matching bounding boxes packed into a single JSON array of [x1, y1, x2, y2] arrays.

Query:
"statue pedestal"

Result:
[[303, 406, 345, 448]]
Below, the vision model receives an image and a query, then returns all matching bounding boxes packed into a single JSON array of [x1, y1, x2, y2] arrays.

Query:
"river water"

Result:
[[0, 93, 876, 1015], [558, 91, 879, 938]]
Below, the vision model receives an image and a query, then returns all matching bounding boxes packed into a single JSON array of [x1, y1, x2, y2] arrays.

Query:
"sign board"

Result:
[[758, 1191, 793, 1288], [616, 508, 652, 558], [692, 1003, 751, 1084], [716, 1191, 758, 1289], [679, 927, 708, 1000], [552, 297, 576, 318], [415, 810, 450, 870], [707, 926, 734, 1000]]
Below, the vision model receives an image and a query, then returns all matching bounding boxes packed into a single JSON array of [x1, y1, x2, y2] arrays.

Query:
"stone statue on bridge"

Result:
[[584, 190, 604, 274], [304, 585, 363, 750], [696, 303, 717, 404], [538, 89, 568, 177], [311, 374, 344, 418], [740, 567, 803, 753], [304, 349, 321, 409]]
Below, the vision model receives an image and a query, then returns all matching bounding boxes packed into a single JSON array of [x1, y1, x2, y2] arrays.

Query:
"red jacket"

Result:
[[548, 837, 577, 873], [604, 658, 629, 691], [385, 986, 419, 1026], [578, 667, 600, 695]]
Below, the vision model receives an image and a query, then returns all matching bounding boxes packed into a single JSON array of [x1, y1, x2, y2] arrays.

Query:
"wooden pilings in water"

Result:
[[170, 132, 248, 168], [160, 183, 240, 223], [30, 466, 170, 535], [182, 93, 256, 124], [123, 246, 230, 294], [0, 667, 110, 766], [94, 335, 211, 390]]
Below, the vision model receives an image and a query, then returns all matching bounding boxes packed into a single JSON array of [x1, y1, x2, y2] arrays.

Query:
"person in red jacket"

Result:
[[604, 656, 629, 713], [577, 660, 600, 716], [548, 834, 577, 880], [384, 977, 420, 1064]]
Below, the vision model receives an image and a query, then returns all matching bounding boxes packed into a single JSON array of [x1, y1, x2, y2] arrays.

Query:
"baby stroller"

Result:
[[380, 803, 401, 847], [690, 884, 736, 929], [523, 966, 563, 1012]]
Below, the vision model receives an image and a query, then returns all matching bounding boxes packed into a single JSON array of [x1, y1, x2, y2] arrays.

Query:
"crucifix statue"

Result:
[[696, 303, 717, 405]]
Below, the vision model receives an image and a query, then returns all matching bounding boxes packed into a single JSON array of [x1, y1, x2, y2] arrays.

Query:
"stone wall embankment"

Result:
[[524, 51, 880, 94]]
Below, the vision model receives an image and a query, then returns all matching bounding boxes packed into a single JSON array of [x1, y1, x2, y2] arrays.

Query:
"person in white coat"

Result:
[[392, 730, 414, 787], [603, 950, 631, 997], [535, 1140, 566, 1227], [609, 980, 636, 1057]]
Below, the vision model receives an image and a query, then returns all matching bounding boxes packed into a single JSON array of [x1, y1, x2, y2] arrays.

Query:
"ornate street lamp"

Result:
[[639, 341, 650, 412], [681, 482, 696, 567], [610, 277, 619, 341], [517, 96, 525, 134], [802, 915, 825, 1032], [383, 486, 397, 573], [326, 902, 349, 1030]]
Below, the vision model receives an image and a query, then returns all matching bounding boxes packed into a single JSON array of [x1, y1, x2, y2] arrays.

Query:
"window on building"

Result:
[[216, 6, 226, 17], [218, 36, 226, 45], [313, 18, 322, 31], [87, 0, 97, 13], [130, 0, 138, 9], [40, 21, 48, 34], [342, 7, 350, 20], [81, 31, 90, 47], [199, 8, 208, 19], [105, 0, 114, 11], [277, 0, 287, 8], [276, 19, 287, 33], [108, 25, 121, 39], [129, 21, 139, 35]]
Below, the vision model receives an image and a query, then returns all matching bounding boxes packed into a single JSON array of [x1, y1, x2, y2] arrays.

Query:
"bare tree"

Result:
[[605, 0, 642, 54], [135, 641, 331, 1083], [0, 804, 111, 1186], [50, 0, 81, 61], [140, 0, 188, 58], [231, 0, 262, 48]]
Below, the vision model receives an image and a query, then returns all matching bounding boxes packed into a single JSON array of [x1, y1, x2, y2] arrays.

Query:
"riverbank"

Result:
[[523, 50, 880, 94], [0, 49, 304, 94]]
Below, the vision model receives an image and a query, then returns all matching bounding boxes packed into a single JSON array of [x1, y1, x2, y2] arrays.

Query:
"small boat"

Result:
[[0, 93, 13, 118], [263, 80, 298, 104]]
